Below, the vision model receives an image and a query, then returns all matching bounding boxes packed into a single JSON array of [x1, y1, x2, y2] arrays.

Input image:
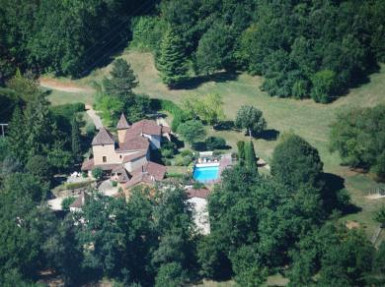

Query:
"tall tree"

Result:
[[245, 141, 257, 171], [235, 105, 266, 137], [177, 120, 206, 145], [271, 134, 323, 190], [196, 22, 235, 74], [330, 105, 385, 180], [237, 141, 245, 166], [103, 59, 138, 99], [157, 29, 188, 88], [7, 105, 26, 160], [71, 116, 82, 163]]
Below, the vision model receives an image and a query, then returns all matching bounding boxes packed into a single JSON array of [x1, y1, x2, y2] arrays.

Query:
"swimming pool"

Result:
[[193, 165, 220, 182]]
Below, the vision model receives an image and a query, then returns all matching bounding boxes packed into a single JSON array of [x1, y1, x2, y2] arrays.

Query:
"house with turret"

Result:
[[82, 114, 171, 189]]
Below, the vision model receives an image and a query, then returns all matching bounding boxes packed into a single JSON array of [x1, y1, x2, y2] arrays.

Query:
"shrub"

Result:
[[92, 167, 103, 180], [180, 149, 194, 157], [193, 181, 205, 189], [174, 154, 193, 166], [161, 141, 177, 159], [62, 196, 76, 211], [111, 180, 118, 187], [65, 181, 93, 190], [205, 136, 227, 150]]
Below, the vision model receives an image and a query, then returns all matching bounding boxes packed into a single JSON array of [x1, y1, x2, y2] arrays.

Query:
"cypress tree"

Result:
[[237, 141, 245, 166], [71, 116, 82, 163], [157, 29, 188, 88], [7, 105, 27, 161], [245, 141, 257, 171], [103, 58, 138, 99]]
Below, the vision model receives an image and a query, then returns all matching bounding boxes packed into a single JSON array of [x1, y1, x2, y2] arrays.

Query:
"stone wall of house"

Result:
[[93, 144, 120, 165], [124, 155, 148, 172], [143, 134, 161, 150], [118, 129, 127, 144]]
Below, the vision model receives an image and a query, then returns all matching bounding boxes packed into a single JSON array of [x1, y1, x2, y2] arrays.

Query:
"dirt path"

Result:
[[86, 108, 103, 129], [39, 78, 93, 93]]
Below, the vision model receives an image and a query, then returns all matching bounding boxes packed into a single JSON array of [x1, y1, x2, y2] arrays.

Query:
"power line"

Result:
[[0, 123, 8, 137]]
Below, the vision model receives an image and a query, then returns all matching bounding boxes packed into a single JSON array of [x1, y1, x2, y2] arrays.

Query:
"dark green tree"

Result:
[[271, 134, 323, 190], [7, 105, 26, 160], [245, 141, 257, 171], [330, 106, 385, 180], [71, 116, 82, 163], [26, 155, 52, 183], [235, 105, 266, 137], [154, 262, 185, 287], [237, 141, 245, 165], [103, 59, 138, 99], [0, 189, 57, 284], [157, 29, 188, 88], [196, 22, 234, 74]]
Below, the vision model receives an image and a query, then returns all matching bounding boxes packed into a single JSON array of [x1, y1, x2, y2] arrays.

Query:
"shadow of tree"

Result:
[[322, 173, 362, 215], [171, 134, 185, 149], [192, 142, 207, 151], [214, 120, 235, 131], [259, 129, 280, 141], [173, 71, 240, 90]]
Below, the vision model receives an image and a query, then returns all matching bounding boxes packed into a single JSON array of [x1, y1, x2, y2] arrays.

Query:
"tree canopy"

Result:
[[330, 105, 385, 180]]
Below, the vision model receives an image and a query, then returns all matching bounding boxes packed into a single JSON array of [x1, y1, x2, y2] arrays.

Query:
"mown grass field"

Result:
[[44, 50, 385, 285]]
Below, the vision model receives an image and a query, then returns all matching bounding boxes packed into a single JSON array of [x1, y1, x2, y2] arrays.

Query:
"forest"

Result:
[[1, 0, 385, 286], [1, 0, 385, 102]]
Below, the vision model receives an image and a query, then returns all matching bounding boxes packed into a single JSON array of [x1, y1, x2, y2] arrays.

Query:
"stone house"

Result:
[[82, 114, 170, 189]]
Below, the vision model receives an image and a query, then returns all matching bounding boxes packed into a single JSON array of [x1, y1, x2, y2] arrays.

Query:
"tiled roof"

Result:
[[122, 150, 147, 163], [186, 188, 210, 199], [161, 126, 171, 134], [124, 161, 167, 188], [118, 136, 150, 151], [95, 163, 121, 171], [117, 114, 130, 130], [130, 120, 162, 136], [145, 161, 167, 180], [111, 166, 130, 183], [124, 173, 154, 188], [92, 128, 115, 146], [82, 159, 95, 171]]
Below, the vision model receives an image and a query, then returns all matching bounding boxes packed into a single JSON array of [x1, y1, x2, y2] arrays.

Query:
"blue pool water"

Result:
[[193, 166, 220, 182]]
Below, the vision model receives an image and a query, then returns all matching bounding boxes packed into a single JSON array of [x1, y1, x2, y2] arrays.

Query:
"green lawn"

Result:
[[41, 50, 385, 285], [45, 89, 94, 106]]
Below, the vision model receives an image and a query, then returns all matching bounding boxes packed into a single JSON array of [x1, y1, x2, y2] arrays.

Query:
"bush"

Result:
[[180, 149, 194, 157], [205, 136, 227, 150], [65, 181, 93, 191], [166, 172, 185, 179], [62, 196, 76, 211], [111, 180, 118, 187], [161, 141, 178, 159], [174, 154, 193, 166], [91, 167, 103, 180]]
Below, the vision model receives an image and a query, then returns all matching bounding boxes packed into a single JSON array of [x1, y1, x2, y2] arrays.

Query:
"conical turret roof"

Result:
[[92, 128, 115, 146], [117, 114, 130, 130]]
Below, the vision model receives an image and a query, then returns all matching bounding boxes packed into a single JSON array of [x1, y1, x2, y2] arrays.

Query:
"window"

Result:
[[102, 156, 107, 163], [120, 155, 122, 159]]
